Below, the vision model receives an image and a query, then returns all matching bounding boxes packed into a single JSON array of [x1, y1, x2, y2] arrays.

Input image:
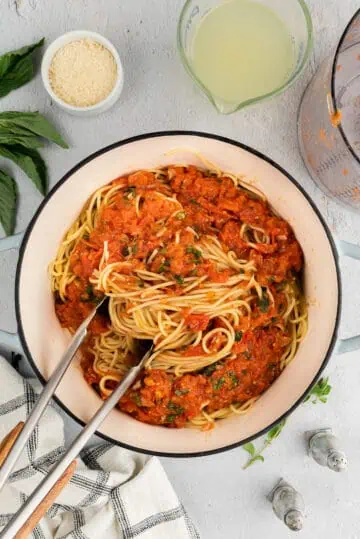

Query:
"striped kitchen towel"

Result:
[[0, 356, 200, 538]]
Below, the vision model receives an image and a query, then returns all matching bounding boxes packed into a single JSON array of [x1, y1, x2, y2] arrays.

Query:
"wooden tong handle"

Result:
[[0, 422, 76, 539], [0, 422, 24, 466]]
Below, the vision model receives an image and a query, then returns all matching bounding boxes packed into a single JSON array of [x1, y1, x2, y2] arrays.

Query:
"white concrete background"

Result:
[[0, 0, 360, 537]]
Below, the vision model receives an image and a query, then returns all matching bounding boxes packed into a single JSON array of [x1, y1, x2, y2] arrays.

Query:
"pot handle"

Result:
[[0, 233, 24, 352], [337, 240, 360, 354]]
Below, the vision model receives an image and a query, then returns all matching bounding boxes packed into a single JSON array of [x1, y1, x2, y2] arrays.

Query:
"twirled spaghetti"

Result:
[[50, 163, 307, 430]]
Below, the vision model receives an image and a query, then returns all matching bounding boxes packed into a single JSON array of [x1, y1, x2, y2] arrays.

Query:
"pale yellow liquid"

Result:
[[191, 0, 294, 108]]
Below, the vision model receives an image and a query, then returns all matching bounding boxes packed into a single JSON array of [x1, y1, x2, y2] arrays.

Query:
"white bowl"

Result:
[[41, 30, 124, 117], [11, 132, 342, 457]]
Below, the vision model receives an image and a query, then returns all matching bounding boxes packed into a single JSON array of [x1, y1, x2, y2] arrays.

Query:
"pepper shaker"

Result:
[[268, 478, 305, 531], [306, 428, 347, 472]]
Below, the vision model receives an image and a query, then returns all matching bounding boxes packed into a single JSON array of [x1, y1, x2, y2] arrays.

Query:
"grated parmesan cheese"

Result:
[[49, 39, 117, 107]]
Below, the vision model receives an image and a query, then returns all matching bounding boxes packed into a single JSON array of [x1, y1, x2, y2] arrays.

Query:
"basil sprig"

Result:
[[0, 112, 68, 235]]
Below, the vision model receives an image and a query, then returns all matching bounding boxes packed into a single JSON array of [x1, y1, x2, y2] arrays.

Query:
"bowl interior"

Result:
[[17, 133, 339, 455]]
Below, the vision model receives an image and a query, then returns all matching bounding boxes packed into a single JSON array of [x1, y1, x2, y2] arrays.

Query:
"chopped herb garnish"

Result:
[[228, 372, 239, 388], [271, 317, 278, 323], [267, 276, 275, 284], [133, 393, 142, 406], [213, 377, 225, 391], [166, 414, 177, 423], [159, 247, 167, 254], [275, 281, 287, 291], [83, 232, 90, 241], [258, 288, 270, 313], [175, 211, 186, 220], [122, 246, 130, 256], [235, 331, 243, 342], [304, 377, 332, 404], [186, 246, 202, 262], [174, 274, 184, 284], [190, 198, 200, 205], [167, 401, 184, 415], [123, 186, 136, 200], [268, 363, 276, 370], [80, 284, 102, 304], [241, 369, 248, 375], [202, 362, 222, 376], [132, 243, 138, 255], [158, 264, 165, 273], [175, 389, 189, 396], [164, 258, 170, 267]]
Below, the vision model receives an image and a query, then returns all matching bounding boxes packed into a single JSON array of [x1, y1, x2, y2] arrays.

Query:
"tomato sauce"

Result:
[[56, 166, 303, 428]]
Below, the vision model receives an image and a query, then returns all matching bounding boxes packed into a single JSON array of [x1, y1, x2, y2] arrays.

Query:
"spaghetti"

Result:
[[50, 163, 307, 430]]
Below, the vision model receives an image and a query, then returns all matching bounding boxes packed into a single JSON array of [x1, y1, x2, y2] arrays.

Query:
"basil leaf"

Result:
[[242, 442, 255, 457], [0, 133, 43, 149], [0, 145, 47, 194], [0, 170, 17, 235], [0, 38, 44, 97], [0, 112, 68, 148]]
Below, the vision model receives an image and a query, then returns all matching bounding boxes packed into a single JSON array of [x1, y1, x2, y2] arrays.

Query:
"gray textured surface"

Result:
[[1, 1, 360, 537]]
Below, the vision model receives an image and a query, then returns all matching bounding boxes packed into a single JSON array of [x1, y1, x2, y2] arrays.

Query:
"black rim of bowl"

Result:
[[15, 130, 341, 458]]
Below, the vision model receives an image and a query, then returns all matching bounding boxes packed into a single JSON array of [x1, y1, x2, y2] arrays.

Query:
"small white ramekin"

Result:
[[41, 30, 124, 117]]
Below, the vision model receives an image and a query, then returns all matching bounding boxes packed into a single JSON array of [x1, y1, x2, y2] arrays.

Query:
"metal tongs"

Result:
[[0, 299, 153, 538]]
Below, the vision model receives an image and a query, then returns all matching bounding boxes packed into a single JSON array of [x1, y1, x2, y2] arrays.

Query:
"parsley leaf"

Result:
[[167, 401, 184, 415], [235, 331, 243, 342], [186, 246, 202, 262], [174, 274, 184, 284], [213, 377, 225, 391], [228, 372, 239, 388]]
